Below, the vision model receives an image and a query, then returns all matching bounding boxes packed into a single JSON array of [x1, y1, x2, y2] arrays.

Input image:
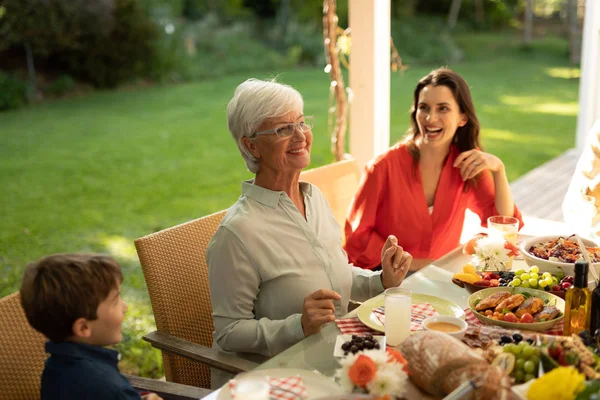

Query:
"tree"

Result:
[[322, 0, 347, 161], [447, 0, 462, 29], [0, 0, 114, 97], [524, 0, 533, 45], [566, 0, 581, 65]]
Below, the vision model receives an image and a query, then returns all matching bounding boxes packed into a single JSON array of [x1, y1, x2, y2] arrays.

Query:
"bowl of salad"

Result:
[[520, 235, 600, 276]]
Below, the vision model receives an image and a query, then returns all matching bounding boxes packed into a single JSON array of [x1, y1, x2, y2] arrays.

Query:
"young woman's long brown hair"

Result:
[[402, 68, 482, 162], [402, 68, 483, 191]]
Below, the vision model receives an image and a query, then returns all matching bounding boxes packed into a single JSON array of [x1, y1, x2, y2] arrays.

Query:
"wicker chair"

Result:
[[0, 292, 211, 400], [134, 210, 258, 390], [0, 292, 47, 400], [300, 158, 361, 229]]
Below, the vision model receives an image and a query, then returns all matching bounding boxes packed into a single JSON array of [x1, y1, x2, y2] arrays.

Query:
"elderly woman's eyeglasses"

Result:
[[253, 116, 314, 138]]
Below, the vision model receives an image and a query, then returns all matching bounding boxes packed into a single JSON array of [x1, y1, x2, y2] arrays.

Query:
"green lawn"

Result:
[[0, 32, 580, 376]]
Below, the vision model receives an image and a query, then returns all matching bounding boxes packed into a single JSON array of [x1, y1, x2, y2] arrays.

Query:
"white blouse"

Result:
[[207, 181, 384, 363]]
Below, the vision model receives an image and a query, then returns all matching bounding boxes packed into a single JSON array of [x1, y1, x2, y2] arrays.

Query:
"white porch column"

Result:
[[349, 0, 391, 170], [576, 0, 600, 150]]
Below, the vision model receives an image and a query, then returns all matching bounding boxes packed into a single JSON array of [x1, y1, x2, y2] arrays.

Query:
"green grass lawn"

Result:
[[0, 31, 580, 376]]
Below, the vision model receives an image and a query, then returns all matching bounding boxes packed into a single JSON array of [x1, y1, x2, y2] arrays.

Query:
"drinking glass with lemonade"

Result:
[[487, 216, 519, 269]]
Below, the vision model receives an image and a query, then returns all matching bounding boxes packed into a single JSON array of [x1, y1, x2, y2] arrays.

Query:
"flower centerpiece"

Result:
[[336, 347, 409, 399], [463, 235, 519, 272]]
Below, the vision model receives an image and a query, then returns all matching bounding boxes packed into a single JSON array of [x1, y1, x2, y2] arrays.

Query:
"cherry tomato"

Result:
[[503, 312, 518, 323], [561, 282, 573, 290], [520, 313, 534, 323]]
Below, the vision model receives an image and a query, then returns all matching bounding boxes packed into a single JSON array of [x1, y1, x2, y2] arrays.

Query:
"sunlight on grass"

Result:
[[98, 235, 139, 263], [531, 103, 578, 116], [498, 95, 578, 116], [483, 129, 526, 142], [545, 67, 581, 79]]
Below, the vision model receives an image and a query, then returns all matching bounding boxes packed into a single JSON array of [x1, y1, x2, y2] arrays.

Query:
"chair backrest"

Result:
[[0, 292, 48, 400], [300, 158, 361, 228], [134, 210, 227, 389]]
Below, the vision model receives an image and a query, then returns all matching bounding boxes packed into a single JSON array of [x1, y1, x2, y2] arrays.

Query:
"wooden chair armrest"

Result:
[[125, 374, 211, 400], [143, 331, 259, 375]]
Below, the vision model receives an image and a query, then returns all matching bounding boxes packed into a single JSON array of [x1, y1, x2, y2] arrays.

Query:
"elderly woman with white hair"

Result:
[[207, 78, 412, 385]]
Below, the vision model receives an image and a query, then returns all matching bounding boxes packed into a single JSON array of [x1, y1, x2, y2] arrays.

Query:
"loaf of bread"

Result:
[[401, 331, 514, 399]]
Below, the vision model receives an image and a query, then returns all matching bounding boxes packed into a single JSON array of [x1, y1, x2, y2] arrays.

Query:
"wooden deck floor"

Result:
[[509, 148, 580, 222]]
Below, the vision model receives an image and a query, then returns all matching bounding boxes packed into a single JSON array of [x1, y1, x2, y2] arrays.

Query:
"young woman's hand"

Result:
[[454, 149, 504, 181], [380, 235, 412, 289]]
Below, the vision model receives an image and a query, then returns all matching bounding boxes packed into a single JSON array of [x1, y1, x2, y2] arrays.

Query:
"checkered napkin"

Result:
[[373, 303, 439, 331], [464, 308, 564, 336], [335, 303, 438, 335], [228, 375, 307, 400]]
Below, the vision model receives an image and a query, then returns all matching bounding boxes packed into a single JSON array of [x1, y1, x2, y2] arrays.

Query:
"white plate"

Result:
[[333, 334, 386, 358], [216, 368, 343, 400]]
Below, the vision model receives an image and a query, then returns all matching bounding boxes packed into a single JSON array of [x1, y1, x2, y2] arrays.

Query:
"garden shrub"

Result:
[[0, 71, 26, 111], [44, 75, 76, 96], [158, 14, 297, 82], [391, 16, 463, 65], [59, 0, 161, 88]]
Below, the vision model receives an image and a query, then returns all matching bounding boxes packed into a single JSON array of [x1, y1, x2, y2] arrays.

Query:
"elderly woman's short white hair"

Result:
[[227, 78, 304, 173]]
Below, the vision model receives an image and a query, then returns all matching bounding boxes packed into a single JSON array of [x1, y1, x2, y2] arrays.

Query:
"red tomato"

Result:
[[558, 352, 569, 366], [503, 312, 518, 323], [561, 282, 573, 290], [519, 313, 534, 323], [548, 343, 562, 359]]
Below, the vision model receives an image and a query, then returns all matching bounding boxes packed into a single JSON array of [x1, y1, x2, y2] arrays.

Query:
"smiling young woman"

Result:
[[344, 68, 524, 272]]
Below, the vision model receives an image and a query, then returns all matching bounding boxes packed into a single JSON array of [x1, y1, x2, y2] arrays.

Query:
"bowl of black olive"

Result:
[[334, 334, 386, 358]]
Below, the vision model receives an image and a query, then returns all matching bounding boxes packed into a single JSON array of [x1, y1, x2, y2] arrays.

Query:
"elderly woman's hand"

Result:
[[301, 289, 341, 336], [380, 235, 412, 289]]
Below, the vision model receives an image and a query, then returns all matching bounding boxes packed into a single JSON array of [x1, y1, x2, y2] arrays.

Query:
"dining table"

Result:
[[202, 225, 568, 400]]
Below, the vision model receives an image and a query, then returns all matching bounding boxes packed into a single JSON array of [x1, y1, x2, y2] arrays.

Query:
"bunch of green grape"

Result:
[[503, 340, 540, 383], [507, 266, 563, 291]]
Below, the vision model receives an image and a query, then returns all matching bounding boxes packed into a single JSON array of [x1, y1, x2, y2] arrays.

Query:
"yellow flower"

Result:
[[527, 367, 585, 400]]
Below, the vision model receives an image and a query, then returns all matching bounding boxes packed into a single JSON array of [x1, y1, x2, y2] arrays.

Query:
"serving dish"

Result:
[[520, 235, 600, 276], [468, 287, 565, 332]]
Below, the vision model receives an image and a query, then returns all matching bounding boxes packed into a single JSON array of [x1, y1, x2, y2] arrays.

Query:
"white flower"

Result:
[[366, 366, 408, 397], [335, 367, 355, 393], [338, 352, 359, 368], [471, 236, 510, 271], [361, 349, 388, 368], [335, 348, 408, 397]]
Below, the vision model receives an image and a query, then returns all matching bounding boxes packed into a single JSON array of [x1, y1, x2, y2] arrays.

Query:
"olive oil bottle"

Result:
[[590, 270, 600, 333], [564, 260, 592, 336]]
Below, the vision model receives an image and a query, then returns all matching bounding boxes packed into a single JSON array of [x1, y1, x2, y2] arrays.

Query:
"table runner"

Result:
[[335, 303, 438, 335], [228, 375, 307, 400]]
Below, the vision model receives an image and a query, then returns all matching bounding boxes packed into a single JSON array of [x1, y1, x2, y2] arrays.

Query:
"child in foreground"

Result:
[[20, 253, 162, 400]]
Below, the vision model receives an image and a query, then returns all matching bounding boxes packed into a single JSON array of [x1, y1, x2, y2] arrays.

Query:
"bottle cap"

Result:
[[575, 260, 589, 288]]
